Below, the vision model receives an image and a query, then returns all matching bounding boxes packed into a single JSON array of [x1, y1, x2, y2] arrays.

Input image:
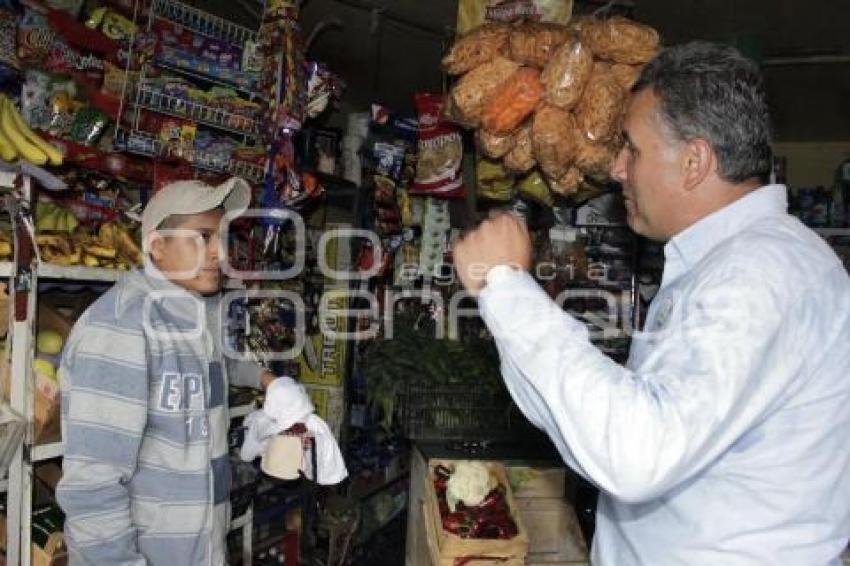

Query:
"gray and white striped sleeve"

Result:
[[56, 322, 149, 565]]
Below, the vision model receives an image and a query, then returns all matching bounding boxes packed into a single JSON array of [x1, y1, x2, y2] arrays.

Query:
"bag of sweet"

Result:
[[411, 93, 466, 199]]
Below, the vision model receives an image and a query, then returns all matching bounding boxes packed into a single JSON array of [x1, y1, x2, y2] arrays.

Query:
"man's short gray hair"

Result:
[[633, 41, 773, 184]]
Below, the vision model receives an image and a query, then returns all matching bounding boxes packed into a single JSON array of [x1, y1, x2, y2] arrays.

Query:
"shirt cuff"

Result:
[[484, 264, 522, 288]]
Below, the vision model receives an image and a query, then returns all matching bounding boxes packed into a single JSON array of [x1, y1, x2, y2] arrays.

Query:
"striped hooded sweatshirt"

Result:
[[56, 266, 265, 565]]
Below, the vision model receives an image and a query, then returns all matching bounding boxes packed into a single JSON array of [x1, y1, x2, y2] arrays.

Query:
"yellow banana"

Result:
[[82, 254, 100, 267], [0, 240, 11, 257], [98, 222, 117, 247], [35, 234, 73, 255], [0, 97, 47, 166], [0, 112, 17, 161], [115, 226, 143, 265], [2, 94, 63, 166], [83, 244, 117, 259], [50, 248, 81, 266]]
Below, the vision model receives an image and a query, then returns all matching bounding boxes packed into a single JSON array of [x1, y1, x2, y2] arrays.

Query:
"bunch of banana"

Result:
[[98, 221, 143, 267], [35, 233, 79, 265], [0, 95, 63, 166], [0, 231, 12, 259], [36, 221, 142, 269], [36, 202, 80, 233]]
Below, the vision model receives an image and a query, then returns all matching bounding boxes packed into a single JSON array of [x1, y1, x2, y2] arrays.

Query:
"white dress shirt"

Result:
[[478, 185, 850, 565]]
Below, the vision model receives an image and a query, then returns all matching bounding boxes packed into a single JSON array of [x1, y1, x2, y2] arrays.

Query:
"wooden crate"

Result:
[[517, 498, 588, 562], [424, 459, 529, 560], [507, 466, 567, 499], [423, 503, 524, 566]]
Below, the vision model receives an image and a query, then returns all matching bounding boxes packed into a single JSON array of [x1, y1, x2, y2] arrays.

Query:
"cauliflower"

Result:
[[446, 461, 496, 512]]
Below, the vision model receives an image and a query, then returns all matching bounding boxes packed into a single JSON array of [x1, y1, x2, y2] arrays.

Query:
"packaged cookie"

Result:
[[477, 128, 516, 159], [449, 56, 519, 127], [442, 23, 511, 75], [610, 63, 643, 91], [548, 166, 584, 196], [503, 122, 536, 173], [575, 133, 622, 181], [508, 21, 570, 68], [481, 67, 544, 136], [540, 36, 594, 110], [574, 63, 625, 143], [532, 103, 580, 180], [580, 16, 659, 64]]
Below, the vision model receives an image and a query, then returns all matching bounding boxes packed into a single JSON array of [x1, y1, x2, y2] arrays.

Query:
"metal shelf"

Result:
[[31, 442, 63, 462], [118, 130, 265, 184], [37, 264, 122, 282], [151, 0, 258, 45], [230, 508, 252, 531], [135, 84, 259, 138], [153, 59, 259, 98], [0, 261, 12, 278]]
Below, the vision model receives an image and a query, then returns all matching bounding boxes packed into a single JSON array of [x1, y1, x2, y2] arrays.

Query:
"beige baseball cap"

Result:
[[141, 177, 252, 240]]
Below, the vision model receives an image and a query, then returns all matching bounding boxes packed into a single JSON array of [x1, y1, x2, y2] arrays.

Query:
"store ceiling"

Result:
[[206, 0, 850, 141]]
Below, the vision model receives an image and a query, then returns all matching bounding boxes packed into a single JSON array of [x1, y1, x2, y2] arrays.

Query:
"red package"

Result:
[[411, 93, 466, 199]]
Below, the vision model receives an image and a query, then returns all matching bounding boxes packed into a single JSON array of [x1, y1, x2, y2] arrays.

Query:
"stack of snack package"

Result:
[[444, 3, 659, 203]]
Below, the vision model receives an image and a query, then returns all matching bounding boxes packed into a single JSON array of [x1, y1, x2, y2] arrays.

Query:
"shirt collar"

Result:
[[661, 184, 788, 286]]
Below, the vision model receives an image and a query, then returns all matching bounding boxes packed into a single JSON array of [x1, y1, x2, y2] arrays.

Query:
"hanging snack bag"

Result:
[[456, 0, 574, 34], [411, 93, 465, 199]]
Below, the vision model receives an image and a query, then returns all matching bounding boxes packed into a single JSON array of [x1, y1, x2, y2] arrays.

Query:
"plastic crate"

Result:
[[400, 383, 514, 442], [0, 403, 24, 478]]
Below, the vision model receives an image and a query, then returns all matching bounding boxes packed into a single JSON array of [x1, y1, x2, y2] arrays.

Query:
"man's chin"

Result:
[[175, 274, 222, 295]]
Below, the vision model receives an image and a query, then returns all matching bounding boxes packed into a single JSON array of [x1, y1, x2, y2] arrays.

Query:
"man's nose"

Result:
[[610, 146, 627, 183], [209, 236, 223, 261]]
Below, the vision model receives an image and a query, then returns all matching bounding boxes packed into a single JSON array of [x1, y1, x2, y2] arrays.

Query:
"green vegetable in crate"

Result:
[[363, 311, 507, 431]]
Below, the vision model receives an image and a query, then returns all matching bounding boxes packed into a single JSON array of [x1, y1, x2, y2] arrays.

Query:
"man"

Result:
[[454, 42, 850, 564], [56, 178, 277, 565]]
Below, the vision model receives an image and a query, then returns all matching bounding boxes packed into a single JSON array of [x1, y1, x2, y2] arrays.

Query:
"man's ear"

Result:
[[147, 232, 166, 262], [681, 137, 714, 191]]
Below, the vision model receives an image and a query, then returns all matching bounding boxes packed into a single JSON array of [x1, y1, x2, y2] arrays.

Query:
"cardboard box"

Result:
[[507, 466, 567, 499], [516, 498, 588, 562], [424, 460, 528, 561]]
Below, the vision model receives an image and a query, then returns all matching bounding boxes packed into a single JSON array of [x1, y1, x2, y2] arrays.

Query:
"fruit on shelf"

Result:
[[36, 202, 79, 233], [0, 95, 42, 164], [0, 231, 11, 258], [36, 330, 65, 356], [33, 358, 57, 380], [35, 220, 142, 269], [0, 95, 64, 166]]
